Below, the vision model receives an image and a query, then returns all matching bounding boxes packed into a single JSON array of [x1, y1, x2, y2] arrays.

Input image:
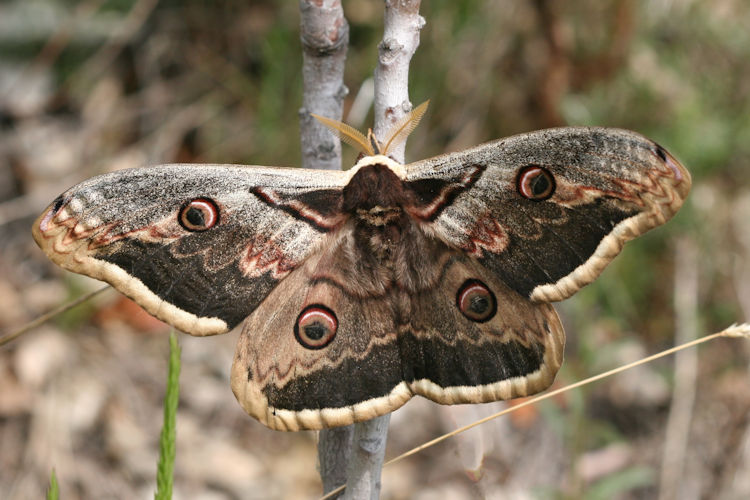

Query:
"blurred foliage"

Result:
[[2, 0, 749, 499]]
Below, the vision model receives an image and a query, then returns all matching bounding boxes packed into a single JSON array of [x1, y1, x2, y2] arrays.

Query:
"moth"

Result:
[[32, 103, 691, 431]]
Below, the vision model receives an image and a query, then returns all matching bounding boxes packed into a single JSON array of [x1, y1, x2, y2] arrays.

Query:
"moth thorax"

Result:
[[343, 164, 410, 226]]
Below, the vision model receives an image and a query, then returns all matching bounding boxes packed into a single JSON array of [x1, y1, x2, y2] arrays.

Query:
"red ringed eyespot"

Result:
[[179, 198, 219, 231], [456, 279, 497, 323], [517, 165, 555, 201], [294, 305, 338, 349]]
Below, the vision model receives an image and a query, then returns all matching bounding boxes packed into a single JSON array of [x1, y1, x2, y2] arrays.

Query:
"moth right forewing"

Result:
[[404, 127, 690, 303]]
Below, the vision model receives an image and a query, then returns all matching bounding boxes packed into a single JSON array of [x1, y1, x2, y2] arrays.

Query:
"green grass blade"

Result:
[[46, 468, 59, 500], [155, 331, 181, 500]]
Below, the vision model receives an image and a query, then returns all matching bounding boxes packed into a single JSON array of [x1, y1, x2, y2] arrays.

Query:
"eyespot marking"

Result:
[[179, 198, 220, 232], [517, 166, 555, 201], [294, 305, 338, 350], [456, 279, 497, 323]]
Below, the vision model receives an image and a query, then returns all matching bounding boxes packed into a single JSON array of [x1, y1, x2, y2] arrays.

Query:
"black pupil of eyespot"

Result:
[[469, 295, 489, 314], [530, 173, 549, 196], [304, 322, 326, 340], [186, 206, 205, 226]]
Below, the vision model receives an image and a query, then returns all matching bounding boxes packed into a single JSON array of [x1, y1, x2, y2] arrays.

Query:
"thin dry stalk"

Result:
[[0, 286, 110, 347], [320, 323, 750, 500]]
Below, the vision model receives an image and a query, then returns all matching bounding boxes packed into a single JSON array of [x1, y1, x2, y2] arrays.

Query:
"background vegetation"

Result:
[[0, 0, 748, 498]]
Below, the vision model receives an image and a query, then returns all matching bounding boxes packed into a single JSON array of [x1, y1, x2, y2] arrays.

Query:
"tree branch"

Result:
[[299, 2, 424, 497], [299, 0, 349, 170], [339, 2, 425, 498], [373, 0, 424, 163], [298, 1, 354, 497]]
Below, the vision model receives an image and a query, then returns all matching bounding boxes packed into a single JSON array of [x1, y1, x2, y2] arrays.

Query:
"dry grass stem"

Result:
[[0, 286, 110, 347], [319, 322, 750, 500]]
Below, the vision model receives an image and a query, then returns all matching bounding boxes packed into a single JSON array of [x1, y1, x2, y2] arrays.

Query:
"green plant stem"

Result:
[[46, 469, 59, 500], [155, 331, 181, 500]]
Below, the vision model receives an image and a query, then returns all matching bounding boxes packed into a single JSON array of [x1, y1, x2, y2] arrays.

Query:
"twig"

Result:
[[300, 2, 424, 497], [338, 2, 425, 499], [345, 416, 390, 500], [0, 285, 110, 347], [318, 426, 354, 497], [297, 1, 353, 497], [372, 0, 425, 162], [299, 0, 350, 171]]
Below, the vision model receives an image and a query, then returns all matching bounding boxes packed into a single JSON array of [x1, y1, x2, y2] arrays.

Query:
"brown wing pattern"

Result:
[[231, 223, 564, 431]]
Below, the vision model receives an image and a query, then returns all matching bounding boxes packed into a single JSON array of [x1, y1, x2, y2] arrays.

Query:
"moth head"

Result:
[[345, 154, 407, 183], [311, 101, 429, 160]]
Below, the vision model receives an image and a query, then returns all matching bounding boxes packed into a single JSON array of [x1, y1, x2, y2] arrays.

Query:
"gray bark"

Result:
[[373, 0, 425, 163], [340, 2, 425, 498], [298, 1, 355, 497], [299, 0, 349, 171], [299, 1, 424, 498]]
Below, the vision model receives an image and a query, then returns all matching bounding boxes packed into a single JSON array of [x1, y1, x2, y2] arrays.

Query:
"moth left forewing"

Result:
[[33, 164, 350, 336], [404, 127, 691, 303]]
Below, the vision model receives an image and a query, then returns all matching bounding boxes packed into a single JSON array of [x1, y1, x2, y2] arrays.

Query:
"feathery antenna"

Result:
[[311, 100, 429, 158], [310, 113, 375, 156], [382, 100, 429, 155]]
